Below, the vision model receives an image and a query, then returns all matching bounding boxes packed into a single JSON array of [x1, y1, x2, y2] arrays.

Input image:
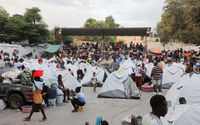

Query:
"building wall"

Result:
[[116, 36, 144, 45]]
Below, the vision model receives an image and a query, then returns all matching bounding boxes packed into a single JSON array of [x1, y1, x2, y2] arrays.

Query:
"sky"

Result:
[[0, 0, 165, 30]]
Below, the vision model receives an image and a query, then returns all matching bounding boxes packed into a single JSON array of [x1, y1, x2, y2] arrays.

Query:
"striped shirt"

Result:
[[151, 66, 163, 80]]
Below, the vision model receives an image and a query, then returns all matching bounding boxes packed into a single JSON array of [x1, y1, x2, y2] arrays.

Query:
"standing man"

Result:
[[151, 62, 163, 94]]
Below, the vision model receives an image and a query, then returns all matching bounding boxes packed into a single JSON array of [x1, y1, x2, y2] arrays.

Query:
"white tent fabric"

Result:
[[174, 104, 200, 125], [162, 63, 185, 89], [98, 69, 140, 99], [46, 70, 81, 90], [167, 104, 191, 124], [162, 74, 190, 125], [64, 63, 78, 78], [23, 58, 81, 90], [120, 59, 136, 75], [81, 67, 109, 86], [145, 63, 154, 78], [0, 44, 44, 58], [2, 68, 21, 79], [0, 99, 6, 111], [175, 73, 200, 105], [162, 73, 200, 125]]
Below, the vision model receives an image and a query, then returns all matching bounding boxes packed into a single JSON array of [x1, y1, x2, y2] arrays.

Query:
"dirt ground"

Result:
[[0, 87, 167, 125]]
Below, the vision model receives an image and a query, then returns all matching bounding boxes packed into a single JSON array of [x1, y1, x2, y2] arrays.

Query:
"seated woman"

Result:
[[71, 87, 85, 112], [57, 74, 70, 102]]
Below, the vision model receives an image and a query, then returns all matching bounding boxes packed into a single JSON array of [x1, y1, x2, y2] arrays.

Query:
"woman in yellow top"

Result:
[[24, 76, 47, 122]]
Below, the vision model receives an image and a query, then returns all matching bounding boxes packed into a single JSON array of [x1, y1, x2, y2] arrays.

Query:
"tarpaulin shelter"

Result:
[[98, 69, 140, 99], [44, 45, 62, 53]]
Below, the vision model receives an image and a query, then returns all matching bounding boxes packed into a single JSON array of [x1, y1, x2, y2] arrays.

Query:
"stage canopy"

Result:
[[55, 27, 151, 36]]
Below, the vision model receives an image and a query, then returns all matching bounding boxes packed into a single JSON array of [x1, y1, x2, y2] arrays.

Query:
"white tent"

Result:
[[162, 73, 200, 125], [120, 59, 135, 75], [173, 104, 200, 125], [145, 63, 154, 78], [45, 70, 81, 90], [167, 104, 191, 124], [0, 99, 6, 111], [98, 69, 140, 99], [162, 63, 185, 89], [81, 67, 109, 87], [64, 63, 78, 78], [175, 73, 200, 105], [23, 59, 81, 91]]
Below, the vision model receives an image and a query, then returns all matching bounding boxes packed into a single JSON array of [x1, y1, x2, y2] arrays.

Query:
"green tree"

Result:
[[63, 36, 74, 45], [47, 30, 55, 43], [23, 7, 49, 44], [0, 6, 9, 42], [83, 16, 120, 42], [105, 15, 120, 28], [157, 0, 200, 45], [5, 14, 27, 42]]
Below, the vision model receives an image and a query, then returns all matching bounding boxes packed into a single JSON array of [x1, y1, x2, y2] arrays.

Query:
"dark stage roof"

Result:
[[55, 27, 151, 36]]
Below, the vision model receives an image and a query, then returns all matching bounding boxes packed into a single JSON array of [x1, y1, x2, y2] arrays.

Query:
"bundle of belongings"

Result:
[[0, 68, 32, 85]]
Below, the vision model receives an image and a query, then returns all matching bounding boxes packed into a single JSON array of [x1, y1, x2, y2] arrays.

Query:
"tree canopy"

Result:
[[0, 7, 49, 44], [157, 0, 200, 45], [83, 15, 120, 42]]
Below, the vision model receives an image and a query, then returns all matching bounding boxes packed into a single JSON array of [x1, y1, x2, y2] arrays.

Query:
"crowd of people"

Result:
[[0, 41, 200, 124]]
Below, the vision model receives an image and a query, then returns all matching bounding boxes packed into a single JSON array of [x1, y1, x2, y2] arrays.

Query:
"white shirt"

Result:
[[142, 113, 163, 125], [134, 67, 142, 77]]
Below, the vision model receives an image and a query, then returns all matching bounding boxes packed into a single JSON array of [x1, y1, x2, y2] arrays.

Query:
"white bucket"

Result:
[[56, 95, 64, 104], [48, 98, 56, 108]]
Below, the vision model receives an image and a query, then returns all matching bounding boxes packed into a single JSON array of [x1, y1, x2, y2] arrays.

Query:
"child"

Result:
[[23, 76, 47, 122], [91, 72, 97, 92], [179, 97, 187, 104]]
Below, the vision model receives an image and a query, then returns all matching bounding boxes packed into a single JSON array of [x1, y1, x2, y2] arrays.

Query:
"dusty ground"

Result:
[[0, 87, 167, 125]]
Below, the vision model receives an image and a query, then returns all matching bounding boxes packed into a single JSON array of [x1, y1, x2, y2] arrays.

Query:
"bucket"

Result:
[[22, 105, 32, 113], [56, 95, 64, 104], [141, 85, 152, 92], [47, 88, 57, 99], [48, 99, 56, 108]]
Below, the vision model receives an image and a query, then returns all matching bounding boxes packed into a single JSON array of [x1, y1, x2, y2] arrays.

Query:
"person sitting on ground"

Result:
[[179, 97, 187, 104], [57, 74, 70, 102], [91, 72, 97, 92], [142, 95, 168, 125], [71, 87, 85, 112], [24, 74, 47, 122]]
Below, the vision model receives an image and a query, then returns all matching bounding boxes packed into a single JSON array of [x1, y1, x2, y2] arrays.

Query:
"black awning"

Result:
[[55, 27, 151, 36]]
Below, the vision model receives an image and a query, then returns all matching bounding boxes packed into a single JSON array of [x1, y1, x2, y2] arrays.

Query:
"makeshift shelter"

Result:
[[162, 73, 200, 125], [45, 70, 81, 90], [0, 99, 6, 111], [120, 59, 135, 75], [98, 69, 140, 99], [44, 45, 62, 53], [173, 104, 200, 125], [81, 67, 109, 87], [162, 63, 185, 89], [175, 73, 200, 105]]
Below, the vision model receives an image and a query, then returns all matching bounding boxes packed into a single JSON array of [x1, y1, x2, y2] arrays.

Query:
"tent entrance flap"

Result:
[[44, 45, 62, 53]]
